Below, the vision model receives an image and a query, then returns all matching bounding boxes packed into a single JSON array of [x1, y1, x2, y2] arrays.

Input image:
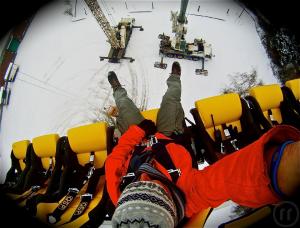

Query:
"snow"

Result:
[[0, 0, 278, 226]]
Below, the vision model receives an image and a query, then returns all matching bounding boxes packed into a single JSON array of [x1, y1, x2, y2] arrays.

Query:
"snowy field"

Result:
[[0, 0, 278, 226]]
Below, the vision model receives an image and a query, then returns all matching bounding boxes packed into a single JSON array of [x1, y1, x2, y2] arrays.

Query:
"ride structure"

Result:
[[157, 0, 213, 75], [84, 0, 143, 63]]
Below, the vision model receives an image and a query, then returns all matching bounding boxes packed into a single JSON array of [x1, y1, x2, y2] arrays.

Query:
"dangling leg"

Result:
[[108, 71, 144, 134], [157, 62, 185, 137]]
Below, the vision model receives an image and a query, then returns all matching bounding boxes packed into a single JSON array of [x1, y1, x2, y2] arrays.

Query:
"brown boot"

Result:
[[171, 61, 181, 76], [108, 71, 121, 90]]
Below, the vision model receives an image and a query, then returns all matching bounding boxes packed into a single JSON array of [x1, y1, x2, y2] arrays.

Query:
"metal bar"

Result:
[[189, 13, 225, 21]]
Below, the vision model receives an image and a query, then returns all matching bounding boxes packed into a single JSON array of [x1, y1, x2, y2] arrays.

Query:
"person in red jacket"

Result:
[[105, 62, 300, 228]]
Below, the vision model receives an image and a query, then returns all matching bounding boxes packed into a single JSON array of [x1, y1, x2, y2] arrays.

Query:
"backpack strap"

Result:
[[119, 137, 181, 192], [152, 141, 181, 183]]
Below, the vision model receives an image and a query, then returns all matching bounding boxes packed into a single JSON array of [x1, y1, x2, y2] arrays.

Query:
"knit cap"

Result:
[[111, 181, 178, 228]]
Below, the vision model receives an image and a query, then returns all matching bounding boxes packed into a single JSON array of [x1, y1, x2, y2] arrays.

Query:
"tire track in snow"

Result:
[[43, 57, 66, 83], [137, 58, 149, 111], [127, 62, 138, 104]]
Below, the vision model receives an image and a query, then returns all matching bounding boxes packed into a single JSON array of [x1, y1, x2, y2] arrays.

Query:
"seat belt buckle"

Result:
[[80, 193, 93, 201], [167, 168, 181, 176], [89, 153, 95, 163], [149, 135, 158, 146], [230, 139, 239, 150], [224, 128, 231, 138], [87, 167, 95, 179], [220, 142, 225, 154], [68, 188, 80, 194], [31, 185, 41, 192], [123, 172, 135, 179]]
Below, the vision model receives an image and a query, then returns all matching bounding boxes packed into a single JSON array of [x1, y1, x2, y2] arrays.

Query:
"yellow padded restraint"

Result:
[[67, 122, 108, 168], [141, 108, 159, 123], [12, 140, 30, 160], [285, 78, 300, 100], [32, 134, 59, 170], [32, 134, 59, 158], [195, 93, 242, 129], [12, 140, 30, 170], [249, 84, 283, 111]]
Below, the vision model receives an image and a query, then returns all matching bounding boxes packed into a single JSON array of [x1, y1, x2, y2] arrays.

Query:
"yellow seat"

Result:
[[184, 207, 212, 228], [191, 93, 260, 164], [195, 93, 243, 141], [32, 134, 59, 172], [141, 108, 159, 123], [9, 135, 59, 206], [36, 122, 111, 227], [17, 134, 60, 206], [285, 78, 300, 101], [6, 140, 31, 198], [12, 140, 30, 171], [249, 84, 283, 125], [3, 140, 30, 193]]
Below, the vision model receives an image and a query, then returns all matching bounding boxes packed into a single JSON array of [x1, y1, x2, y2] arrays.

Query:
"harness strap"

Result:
[[47, 151, 95, 224], [120, 139, 181, 191], [152, 142, 180, 183], [44, 157, 53, 178], [268, 109, 279, 125], [15, 185, 41, 204], [47, 188, 80, 224], [69, 167, 105, 222]]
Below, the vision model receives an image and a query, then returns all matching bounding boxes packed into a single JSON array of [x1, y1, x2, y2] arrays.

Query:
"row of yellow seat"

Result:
[[3, 122, 114, 227], [191, 78, 300, 164], [2, 78, 299, 227]]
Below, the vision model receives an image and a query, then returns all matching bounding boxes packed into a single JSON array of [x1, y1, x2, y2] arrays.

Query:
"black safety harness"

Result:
[[211, 114, 240, 154], [15, 156, 54, 204], [267, 109, 279, 125], [119, 136, 182, 191], [118, 135, 186, 224], [47, 152, 97, 224]]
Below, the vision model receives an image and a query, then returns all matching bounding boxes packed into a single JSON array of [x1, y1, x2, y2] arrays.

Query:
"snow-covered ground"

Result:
[[0, 0, 279, 226]]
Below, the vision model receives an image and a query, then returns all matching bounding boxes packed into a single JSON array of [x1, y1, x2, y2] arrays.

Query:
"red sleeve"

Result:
[[105, 125, 145, 205], [183, 125, 300, 218]]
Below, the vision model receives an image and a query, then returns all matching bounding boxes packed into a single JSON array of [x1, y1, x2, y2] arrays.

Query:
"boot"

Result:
[[108, 71, 121, 90], [171, 61, 181, 76]]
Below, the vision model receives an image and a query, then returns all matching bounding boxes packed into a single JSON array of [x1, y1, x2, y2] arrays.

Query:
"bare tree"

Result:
[[221, 69, 263, 97]]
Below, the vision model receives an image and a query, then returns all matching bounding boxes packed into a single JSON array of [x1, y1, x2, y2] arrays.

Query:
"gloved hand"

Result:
[[137, 119, 157, 137]]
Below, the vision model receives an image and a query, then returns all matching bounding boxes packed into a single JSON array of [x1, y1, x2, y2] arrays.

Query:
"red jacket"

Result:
[[105, 124, 300, 218]]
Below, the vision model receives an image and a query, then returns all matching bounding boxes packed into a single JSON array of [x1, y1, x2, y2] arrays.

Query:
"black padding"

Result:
[[280, 86, 300, 129], [245, 96, 273, 131], [281, 86, 300, 114], [2, 150, 22, 190], [25, 137, 87, 216], [190, 108, 219, 164], [82, 183, 113, 228], [191, 96, 267, 164]]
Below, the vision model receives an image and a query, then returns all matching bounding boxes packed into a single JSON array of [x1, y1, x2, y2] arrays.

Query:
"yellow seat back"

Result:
[[32, 134, 59, 170], [249, 84, 283, 124], [12, 140, 30, 170], [184, 207, 212, 228], [195, 93, 242, 141], [141, 108, 159, 123], [285, 78, 300, 100], [67, 122, 108, 169]]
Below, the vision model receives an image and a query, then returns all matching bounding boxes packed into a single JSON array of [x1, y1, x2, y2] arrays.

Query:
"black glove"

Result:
[[137, 119, 157, 136]]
